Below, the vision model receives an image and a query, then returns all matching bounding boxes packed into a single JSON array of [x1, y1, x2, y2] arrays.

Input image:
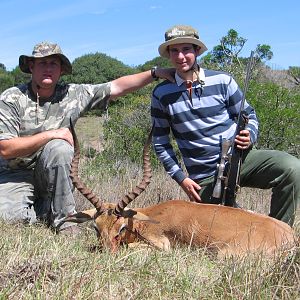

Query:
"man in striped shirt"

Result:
[[151, 25, 300, 226]]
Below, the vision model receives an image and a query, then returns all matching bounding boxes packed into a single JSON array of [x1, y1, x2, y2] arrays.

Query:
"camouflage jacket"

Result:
[[0, 81, 111, 170]]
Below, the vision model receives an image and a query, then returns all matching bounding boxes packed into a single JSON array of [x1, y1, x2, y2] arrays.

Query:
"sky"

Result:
[[0, 0, 299, 71]]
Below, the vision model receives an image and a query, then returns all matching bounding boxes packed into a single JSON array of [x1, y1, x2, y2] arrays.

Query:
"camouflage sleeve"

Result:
[[0, 87, 21, 141], [89, 82, 112, 110], [68, 82, 112, 115]]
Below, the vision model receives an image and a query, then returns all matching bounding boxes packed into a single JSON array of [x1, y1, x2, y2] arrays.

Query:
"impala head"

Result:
[[71, 204, 127, 252], [62, 120, 153, 251]]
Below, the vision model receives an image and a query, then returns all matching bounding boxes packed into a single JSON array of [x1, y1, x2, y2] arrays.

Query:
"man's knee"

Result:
[[40, 139, 74, 167], [276, 151, 300, 182]]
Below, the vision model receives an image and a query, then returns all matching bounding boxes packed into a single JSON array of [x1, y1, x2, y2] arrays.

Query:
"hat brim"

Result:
[[158, 37, 208, 58], [19, 53, 72, 75]]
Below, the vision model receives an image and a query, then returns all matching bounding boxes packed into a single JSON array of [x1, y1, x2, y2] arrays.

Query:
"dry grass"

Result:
[[1, 217, 299, 299], [75, 114, 300, 223], [75, 155, 298, 223], [1, 116, 299, 299]]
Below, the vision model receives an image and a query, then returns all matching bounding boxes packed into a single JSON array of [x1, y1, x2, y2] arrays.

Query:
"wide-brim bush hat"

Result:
[[19, 41, 72, 75], [158, 25, 208, 58]]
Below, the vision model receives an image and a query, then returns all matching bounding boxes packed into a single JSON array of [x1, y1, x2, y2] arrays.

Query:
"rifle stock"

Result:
[[212, 139, 231, 199], [223, 113, 248, 206]]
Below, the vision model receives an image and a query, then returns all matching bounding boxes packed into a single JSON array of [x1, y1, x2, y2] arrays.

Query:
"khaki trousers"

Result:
[[0, 139, 76, 230]]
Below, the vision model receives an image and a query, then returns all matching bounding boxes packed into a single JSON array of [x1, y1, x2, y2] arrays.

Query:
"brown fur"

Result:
[[65, 121, 296, 258], [64, 200, 296, 258]]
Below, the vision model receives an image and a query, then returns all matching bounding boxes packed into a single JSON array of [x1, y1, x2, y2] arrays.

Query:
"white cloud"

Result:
[[149, 5, 162, 10]]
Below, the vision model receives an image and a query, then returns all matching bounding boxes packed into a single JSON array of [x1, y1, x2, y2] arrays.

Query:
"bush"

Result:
[[248, 81, 300, 157], [63, 52, 135, 84], [0, 70, 14, 93], [102, 95, 153, 163], [94, 68, 300, 177]]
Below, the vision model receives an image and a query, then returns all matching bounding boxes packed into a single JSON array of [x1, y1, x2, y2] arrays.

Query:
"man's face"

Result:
[[168, 43, 198, 74], [29, 55, 62, 89]]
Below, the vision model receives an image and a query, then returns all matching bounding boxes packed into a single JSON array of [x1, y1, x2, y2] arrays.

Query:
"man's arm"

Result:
[[110, 68, 175, 99], [151, 93, 182, 181], [151, 91, 201, 201], [0, 128, 73, 159]]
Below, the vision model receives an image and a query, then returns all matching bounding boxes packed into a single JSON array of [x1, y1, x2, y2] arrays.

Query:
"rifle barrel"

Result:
[[222, 51, 255, 207]]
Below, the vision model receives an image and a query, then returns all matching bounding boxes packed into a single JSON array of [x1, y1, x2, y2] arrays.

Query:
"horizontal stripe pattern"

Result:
[[151, 69, 258, 183]]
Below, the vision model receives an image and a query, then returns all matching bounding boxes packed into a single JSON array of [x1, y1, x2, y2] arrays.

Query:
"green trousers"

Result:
[[197, 149, 300, 226]]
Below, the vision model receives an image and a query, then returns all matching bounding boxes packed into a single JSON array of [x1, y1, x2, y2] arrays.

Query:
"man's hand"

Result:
[[0, 127, 74, 160], [235, 129, 251, 150], [155, 67, 176, 83], [50, 127, 74, 146], [180, 178, 201, 202], [110, 68, 176, 99]]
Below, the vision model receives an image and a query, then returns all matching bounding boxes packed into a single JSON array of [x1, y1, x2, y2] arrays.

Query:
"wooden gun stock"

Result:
[[212, 139, 231, 199]]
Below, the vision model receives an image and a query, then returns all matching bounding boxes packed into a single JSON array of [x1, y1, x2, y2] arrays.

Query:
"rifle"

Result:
[[212, 51, 255, 207]]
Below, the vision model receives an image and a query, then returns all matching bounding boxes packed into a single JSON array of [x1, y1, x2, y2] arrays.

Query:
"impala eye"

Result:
[[107, 209, 114, 216], [118, 223, 127, 235]]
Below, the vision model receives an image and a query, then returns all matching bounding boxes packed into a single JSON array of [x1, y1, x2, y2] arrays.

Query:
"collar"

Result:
[[175, 67, 206, 87]]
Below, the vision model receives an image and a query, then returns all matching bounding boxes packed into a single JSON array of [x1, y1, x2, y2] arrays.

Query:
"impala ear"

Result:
[[122, 209, 159, 223], [62, 209, 97, 223]]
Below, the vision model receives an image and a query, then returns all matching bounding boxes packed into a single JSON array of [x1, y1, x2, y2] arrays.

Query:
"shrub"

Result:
[[248, 81, 300, 157]]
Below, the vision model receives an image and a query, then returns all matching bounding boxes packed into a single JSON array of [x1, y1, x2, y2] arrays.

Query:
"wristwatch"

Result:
[[151, 66, 159, 81]]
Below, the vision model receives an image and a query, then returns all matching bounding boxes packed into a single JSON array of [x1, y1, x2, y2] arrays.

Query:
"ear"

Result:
[[62, 209, 97, 223], [122, 209, 159, 223], [195, 46, 201, 56], [28, 59, 34, 73]]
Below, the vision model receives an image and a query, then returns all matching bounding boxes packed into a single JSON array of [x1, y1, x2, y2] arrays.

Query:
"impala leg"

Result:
[[146, 235, 171, 251]]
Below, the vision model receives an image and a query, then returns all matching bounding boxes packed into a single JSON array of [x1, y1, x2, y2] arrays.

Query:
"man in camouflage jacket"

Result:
[[0, 42, 172, 234]]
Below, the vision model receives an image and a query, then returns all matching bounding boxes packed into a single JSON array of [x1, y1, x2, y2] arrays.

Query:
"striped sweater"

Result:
[[151, 68, 258, 184]]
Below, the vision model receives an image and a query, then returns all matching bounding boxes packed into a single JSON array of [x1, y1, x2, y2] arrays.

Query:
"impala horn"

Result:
[[69, 119, 106, 213], [114, 126, 153, 216]]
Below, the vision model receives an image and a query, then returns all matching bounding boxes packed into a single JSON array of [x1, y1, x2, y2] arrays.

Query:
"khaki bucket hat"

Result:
[[19, 41, 72, 75], [158, 25, 208, 58]]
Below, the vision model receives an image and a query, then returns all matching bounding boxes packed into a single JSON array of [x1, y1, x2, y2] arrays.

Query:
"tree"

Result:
[[201, 29, 273, 76], [0, 63, 6, 71], [0, 66, 31, 93], [63, 52, 135, 84], [205, 29, 247, 68], [255, 44, 273, 62], [0, 70, 14, 93], [11, 66, 31, 86], [137, 56, 172, 72], [220, 29, 247, 64]]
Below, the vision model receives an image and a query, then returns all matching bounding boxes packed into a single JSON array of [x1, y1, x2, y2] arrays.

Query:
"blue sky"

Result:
[[1, 0, 299, 71]]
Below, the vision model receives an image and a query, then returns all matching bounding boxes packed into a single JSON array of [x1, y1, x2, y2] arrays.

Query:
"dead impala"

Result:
[[61, 122, 296, 258]]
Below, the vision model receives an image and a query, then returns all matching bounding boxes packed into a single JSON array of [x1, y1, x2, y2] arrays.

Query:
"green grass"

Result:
[[1, 115, 299, 299], [1, 219, 299, 299]]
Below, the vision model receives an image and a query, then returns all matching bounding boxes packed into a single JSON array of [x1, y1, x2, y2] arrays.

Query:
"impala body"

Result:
[[62, 121, 296, 258], [64, 200, 295, 258]]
